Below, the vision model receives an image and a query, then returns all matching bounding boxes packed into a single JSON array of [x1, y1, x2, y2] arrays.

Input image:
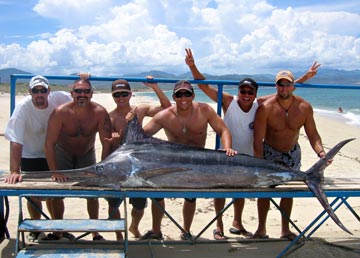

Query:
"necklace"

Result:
[[176, 107, 194, 134], [276, 96, 295, 118]]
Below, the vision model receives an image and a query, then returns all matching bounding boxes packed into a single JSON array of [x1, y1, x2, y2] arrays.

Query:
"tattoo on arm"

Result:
[[102, 113, 112, 132]]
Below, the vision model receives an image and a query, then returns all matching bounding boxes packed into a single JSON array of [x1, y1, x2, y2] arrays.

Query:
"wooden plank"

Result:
[[18, 219, 125, 232]]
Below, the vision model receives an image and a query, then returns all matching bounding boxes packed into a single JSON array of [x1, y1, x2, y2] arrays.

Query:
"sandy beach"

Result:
[[0, 92, 359, 257]]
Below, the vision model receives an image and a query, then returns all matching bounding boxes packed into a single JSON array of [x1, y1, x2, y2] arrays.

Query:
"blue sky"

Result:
[[0, 0, 359, 76]]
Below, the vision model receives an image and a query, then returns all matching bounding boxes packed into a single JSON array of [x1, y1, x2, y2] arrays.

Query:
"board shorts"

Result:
[[263, 142, 301, 170], [130, 198, 165, 210], [55, 145, 98, 201]]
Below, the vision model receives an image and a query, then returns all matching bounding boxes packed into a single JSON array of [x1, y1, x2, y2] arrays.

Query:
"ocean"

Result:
[[136, 86, 360, 128]]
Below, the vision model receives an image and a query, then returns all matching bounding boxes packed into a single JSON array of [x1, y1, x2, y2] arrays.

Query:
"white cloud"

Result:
[[1, 0, 359, 75]]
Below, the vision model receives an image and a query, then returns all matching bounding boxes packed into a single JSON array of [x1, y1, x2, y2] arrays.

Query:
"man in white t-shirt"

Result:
[[4, 75, 72, 241]]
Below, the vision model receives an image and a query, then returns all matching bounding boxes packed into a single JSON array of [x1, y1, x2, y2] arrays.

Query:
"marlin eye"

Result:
[[96, 165, 104, 174]]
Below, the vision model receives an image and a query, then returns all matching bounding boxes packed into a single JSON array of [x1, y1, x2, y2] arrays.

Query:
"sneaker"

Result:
[[27, 232, 40, 242]]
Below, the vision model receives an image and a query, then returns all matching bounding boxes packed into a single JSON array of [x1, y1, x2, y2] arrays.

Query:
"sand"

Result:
[[0, 92, 359, 257]]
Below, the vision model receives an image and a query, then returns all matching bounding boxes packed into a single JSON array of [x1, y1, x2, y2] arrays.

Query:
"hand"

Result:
[[51, 172, 68, 182], [143, 75, 158, 89], [306, 61, 321, 79], [318, 150, 333, 166], [125, 107, 137, 122], [79, 72, 91, 80], [220, 148, 237, 156], [105, 131, 122, 149], [4, 172, 22, 184], [185, 48, 195, 67]]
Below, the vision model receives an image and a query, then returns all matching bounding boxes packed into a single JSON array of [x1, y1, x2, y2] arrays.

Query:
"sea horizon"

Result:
[[135, 86, 360, 128]]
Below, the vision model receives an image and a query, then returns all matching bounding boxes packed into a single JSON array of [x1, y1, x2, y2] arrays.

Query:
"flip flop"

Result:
[[93, 235, 105, 241], [229, 228, 253, 237], [140, 230, 163, 240], [41, 233, 61, 241], [280, 232, 297, 241], [213, 229, 227, 240], [250, 233, 269, 239], [180, 232, 192, 241]]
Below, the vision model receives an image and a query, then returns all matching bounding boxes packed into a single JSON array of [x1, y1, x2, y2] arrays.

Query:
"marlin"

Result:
[[23, 116, 355, 234]]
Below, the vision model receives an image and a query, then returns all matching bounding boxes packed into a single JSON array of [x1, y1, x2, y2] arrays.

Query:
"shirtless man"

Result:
[[44, 78, 112, 241], [140, 80, 236, 240], [184, 48, 320, 239], [107, 77, 171, 239], [253, 70, 327, 240]]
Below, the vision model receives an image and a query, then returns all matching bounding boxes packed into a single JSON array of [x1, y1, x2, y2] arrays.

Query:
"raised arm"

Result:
[[185, 48, 233, 110], [142, 75, 171, 117], [295, 61, 321, 83]]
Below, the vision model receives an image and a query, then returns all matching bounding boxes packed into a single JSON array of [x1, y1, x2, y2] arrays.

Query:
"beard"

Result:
[[76, 97, 89, 107], [34, 97, 45, 107]]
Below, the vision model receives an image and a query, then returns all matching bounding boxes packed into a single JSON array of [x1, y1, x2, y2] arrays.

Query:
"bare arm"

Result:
[[303, 106, 326, 159], [185, 48, 233, 111], [295, 61, 321, 83], [44, 109, 67, 181], [205, 104, 236, 156], [98, 111, 113, 160], [143, 76, 171, 117], [143, 114, 164, 137], [4, 142, 23, 184]]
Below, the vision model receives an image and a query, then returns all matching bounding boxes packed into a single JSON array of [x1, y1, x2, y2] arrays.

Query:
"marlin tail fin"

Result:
[[305, 138, 355, 234]]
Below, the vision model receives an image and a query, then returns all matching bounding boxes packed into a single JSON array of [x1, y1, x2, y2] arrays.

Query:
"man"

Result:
[[44, 78, 112, 241], [107, 77, 171, 239], [140, 80, 236, 240], [4, 75, 72, 241], [185, 48, 320, 239], [253, 70, 327, 240]]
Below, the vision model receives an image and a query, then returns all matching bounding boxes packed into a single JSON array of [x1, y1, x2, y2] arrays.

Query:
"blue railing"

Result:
[[9, 74, 360, 149]]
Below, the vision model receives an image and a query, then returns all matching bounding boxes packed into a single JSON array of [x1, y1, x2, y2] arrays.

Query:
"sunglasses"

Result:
[[113, 91, 130, 98], [174, 91, 193, 98], [239, 90, 254, 96], [73, 88, 92, 94], [277, 81, 293, 87], [31, 88, 48, 94]]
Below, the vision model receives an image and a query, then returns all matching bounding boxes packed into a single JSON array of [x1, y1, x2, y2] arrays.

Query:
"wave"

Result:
[[314, 108, 360, 127]]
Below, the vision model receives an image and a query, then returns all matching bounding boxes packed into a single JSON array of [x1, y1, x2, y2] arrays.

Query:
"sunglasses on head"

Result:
[[277, 81, 293, 87], [73, 88, 92, 94], [239, 89, 254, 96], [112, 91, 130, 98], [174, 91, 193, 98], [31, 88, 48, 94]]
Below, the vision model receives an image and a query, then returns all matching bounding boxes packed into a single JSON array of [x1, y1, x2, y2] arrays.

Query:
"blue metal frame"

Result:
[[3, 74, 360, 257], [0, 187, 359, 258]]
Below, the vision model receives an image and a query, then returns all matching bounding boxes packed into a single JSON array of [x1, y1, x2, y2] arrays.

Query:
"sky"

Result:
[[0, 0, 359, 76]]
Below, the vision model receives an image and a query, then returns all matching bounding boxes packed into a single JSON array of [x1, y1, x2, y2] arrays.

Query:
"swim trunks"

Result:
[[263, 142, 301, 170]]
